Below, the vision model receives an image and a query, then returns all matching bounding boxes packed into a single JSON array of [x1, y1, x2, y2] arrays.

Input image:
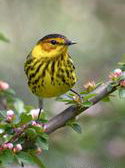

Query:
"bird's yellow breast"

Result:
[[25, 52, 77, 98]]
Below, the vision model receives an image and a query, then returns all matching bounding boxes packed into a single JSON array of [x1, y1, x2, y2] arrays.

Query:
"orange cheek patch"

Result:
[[42, 43, 56, 52]]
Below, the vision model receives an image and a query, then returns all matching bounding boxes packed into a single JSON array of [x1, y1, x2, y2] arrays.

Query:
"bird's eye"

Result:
[[50, 40, 57, 45]]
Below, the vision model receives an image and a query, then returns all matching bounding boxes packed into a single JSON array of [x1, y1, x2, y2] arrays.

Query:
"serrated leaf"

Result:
[[36, 137, 49, 150], [0, 33, 9, 42], [29, 151, 46, 168], [19, 113, 32, 125], [70, 123, 82, 134], [4, 89, 16, 95], [0, 150, 14, 165], [40, 111, 48, 120], [118, 88, 125, 99], [0, 110, 7, 119], [24, 105, 34, 113], [25, 128, 37, 139], [110, 82, 118, 87], [83, 101, 93, 107], [83, 94, 96, 101], [80, 90, 88, 94], [102, 96, 110, 102], [13, 98, 25, 114], [96, 81, 103, 87], [32, 125, 44, 133], [118, 75, 125, 81], [40, 133, 48, 140], [107, 84, 113, 92], [16, 151, 34, 165]]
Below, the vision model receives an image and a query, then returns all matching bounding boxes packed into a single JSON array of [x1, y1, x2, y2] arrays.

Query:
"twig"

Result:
[[46, 72, 125, 134]]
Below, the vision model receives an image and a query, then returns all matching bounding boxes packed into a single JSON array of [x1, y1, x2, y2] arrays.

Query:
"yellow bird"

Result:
[[24, 34, 77, 117]]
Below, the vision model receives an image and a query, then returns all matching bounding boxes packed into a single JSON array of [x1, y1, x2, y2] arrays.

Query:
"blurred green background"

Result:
[[0, 0, 125, 167]]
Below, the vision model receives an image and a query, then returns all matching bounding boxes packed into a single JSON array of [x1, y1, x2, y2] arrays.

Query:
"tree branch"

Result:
[[46, 72, 125, 134]]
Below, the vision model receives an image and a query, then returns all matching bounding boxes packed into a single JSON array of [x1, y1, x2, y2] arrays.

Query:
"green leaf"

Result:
[[40, 133, 48, 140], [40, 111, 48, 120], [19, 113, 32, 125], [0, 33, 9, 42], [32, 125, 44, 133], [118, 75, 125, 81], [24, 105, 34, 113], [110, 82, 118, 87], [80, 90, 88, 94], [96, 81, 103, 87], [83, 94, 96, 101], [13, 98, 25, 114], [16, 151, 34, 165], [107, 84, 113, 92], [0, 110, 7, 119], [25, 128, 37, 139], [102, 96, 110, 102], [70, 123, 82, 134], [83, 101, 93, 107], [29, 151, 46, 168], [0, 150, 15, 165], [4, 88, 16, 95], [36, 137, 49, 150], [118, 88, 125, 99]]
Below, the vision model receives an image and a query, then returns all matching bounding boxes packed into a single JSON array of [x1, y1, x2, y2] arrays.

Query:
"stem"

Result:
[[46, 72, 125, 134]]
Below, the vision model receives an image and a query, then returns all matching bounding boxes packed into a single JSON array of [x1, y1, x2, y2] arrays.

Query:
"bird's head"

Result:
[[32, 34, 76, 58]]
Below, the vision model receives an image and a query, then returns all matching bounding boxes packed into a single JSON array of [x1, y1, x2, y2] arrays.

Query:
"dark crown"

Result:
[[40, 34, 66, 41]]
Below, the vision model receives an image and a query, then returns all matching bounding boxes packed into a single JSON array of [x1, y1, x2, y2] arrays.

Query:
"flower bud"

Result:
[[6, 110, 15, 122], [6, 143, 13, 150], [43, 124, 48, 132], [7, 110, 14, 116], [109, 69, 122, 81], [2, 143, 13, 150], [32, 121, 37, 126], [16, 144, 22, 151], [73, 95, 81, 103], [32, 121, 41, 127], [30, 109, 42, 119], [2, 143, 7, 149], [36, 147, 42, 154], [84, 81, 96, 92], [0, 81, 9, 91], [13, 144, 22, 153], [114, 69, 122, 75], [120, 80, 125, 87]]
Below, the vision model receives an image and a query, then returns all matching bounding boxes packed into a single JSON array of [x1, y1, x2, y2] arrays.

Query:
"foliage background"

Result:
[[0, 0, 125, 167]]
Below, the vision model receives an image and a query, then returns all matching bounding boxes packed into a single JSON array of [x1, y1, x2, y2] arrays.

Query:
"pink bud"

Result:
[[43, 124, 48, 132], [6, 143, 13, 150], [30, 109, 43, 119], [2, 143, 7, 149], [114, 69, 122, 76], [2, 143, 13, 150], [16, 144, 22, 151], [7, 110, 14, 116], [7, 116, 13, 122], [6, 110, 15, 122], [0, 81, 9, 91], [84, 81, 96, 92], [36, 147, 42, 154], [120, 80, 125, 87], [32, 121, 37, 126], [32, 121, 41, 127], [13, 147, 16, 153], [109, 69, 122, 81]]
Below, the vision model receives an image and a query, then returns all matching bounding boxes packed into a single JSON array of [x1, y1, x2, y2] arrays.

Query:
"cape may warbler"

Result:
[[24, 34, 77, 106]]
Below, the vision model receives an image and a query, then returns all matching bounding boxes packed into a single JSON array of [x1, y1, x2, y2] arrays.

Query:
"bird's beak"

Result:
[[65, 40, 77, 46]]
